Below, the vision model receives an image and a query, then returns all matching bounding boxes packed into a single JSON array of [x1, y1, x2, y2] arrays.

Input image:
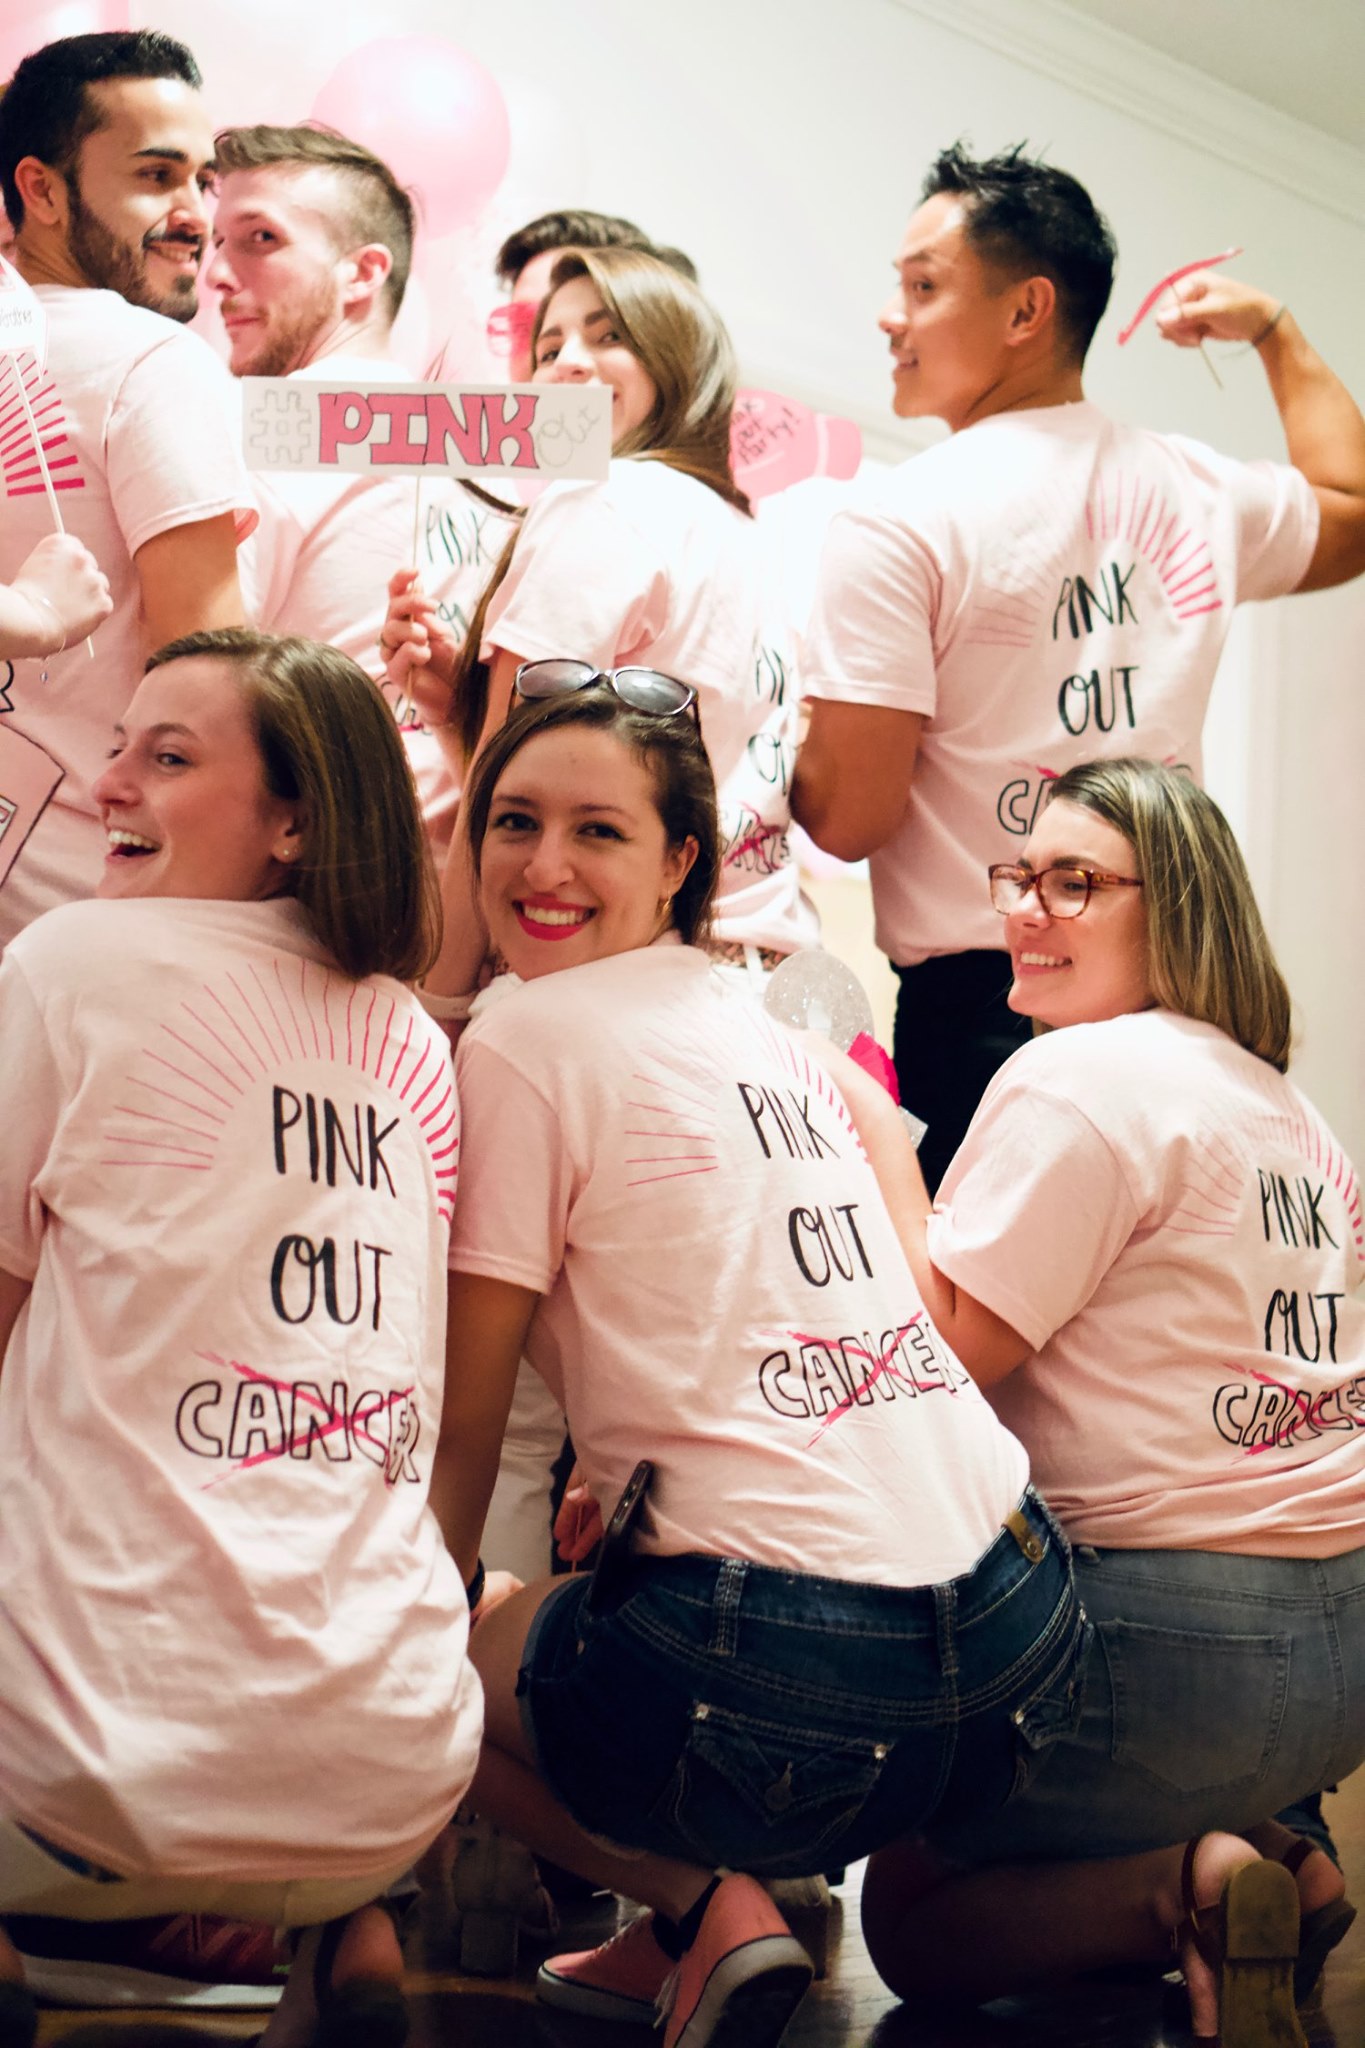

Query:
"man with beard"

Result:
[[210, 123, 519, 859], [0, 30, 252, 948]]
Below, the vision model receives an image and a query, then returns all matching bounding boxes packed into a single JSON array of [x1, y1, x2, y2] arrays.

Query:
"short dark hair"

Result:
[[145, 630, 440, 984], [922, 143, 1116, 363], [214, 123, 414, 320], [0, 30, 201, 228], [463, 684, 719, 947], [494, 208, 698, 289]]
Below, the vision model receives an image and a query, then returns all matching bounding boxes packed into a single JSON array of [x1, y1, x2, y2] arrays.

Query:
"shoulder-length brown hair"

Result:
[[449, 247, 750, 759], [1046, 757, 1292, 1071], [145, 629, 440, 983], [462, 683, 720, 948]]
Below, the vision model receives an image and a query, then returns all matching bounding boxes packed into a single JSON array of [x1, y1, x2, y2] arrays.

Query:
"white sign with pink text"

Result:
[[242, 379, 611, 481]]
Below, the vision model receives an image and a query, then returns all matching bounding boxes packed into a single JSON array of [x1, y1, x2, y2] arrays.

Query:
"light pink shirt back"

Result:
[[0, 896, 478, 1878], [929, 1010, 1365, 1554], [804, 405, 1318, 964], [451, 943, 1027, 1586]]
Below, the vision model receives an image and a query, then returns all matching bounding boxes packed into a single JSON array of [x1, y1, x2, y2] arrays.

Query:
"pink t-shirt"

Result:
[[928, 1010, 1365, 1555], [0, 895, 479, 1879], [0, 288, 256, 949], [803, 404, 1319, 965], [483, 458, 818, 955], [240, 354, 519, 859], [450, 942, 1028, 1586]]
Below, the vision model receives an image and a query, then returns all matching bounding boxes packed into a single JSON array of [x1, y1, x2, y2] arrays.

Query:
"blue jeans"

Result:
[[928, 1541, 1365, 1864], [517, 1490, 1087, 1879]]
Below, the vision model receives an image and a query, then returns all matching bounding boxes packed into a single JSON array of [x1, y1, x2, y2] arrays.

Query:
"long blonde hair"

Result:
[[449, 248, 750, 758], [1047, 758, 1292, 1071]]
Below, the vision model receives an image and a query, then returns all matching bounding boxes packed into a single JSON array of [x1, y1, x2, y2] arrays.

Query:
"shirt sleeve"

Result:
[[106, 331, 258, 556], [801, 501, 941, 715], [481, 480, 670, 667], [1167, 437, 1319, 602], [448, 1037, 571, 1291], [0, 952, 63, 1281], [926, 1074, 1140, 1350]]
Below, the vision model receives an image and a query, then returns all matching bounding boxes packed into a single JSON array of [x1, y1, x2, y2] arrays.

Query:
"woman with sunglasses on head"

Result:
[[818, 758, 1365, 2047], [0, 630, 481, 2048], [381, 246, 815, 997], [430, 676, 1089, 2048]]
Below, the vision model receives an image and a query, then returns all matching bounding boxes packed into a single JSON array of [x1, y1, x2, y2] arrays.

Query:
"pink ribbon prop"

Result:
[[1117, 247, 1243, 346]]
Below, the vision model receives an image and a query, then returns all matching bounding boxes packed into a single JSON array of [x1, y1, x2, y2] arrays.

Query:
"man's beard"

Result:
[[67, 179, 201, 323], [226, 276, 348, 379]]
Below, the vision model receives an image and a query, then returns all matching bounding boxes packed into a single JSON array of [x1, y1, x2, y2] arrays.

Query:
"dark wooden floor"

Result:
[[34, 1769, 1365, 2045]]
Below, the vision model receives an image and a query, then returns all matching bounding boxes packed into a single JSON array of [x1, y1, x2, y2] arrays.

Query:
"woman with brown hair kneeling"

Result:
[[434, 674, 1090, 2048], [823, 759, 1365, 2048], [0, 631, 481, 2048]]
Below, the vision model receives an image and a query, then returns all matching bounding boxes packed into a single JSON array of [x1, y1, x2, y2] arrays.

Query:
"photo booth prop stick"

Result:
[[1118, 246, 1242, 388], [242, 378, 612, 483], [0, 256, 94, 659]]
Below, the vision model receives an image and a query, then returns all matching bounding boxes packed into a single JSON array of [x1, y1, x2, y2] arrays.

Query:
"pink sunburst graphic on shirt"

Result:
[[0, 357, 85, 499], [1165, 1067, 1362, 1257], [1085, 466, 1223, 620], [101, 955, 457, 1220]]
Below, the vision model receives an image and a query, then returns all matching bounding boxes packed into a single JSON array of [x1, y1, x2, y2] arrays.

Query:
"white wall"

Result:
[[154, 0, 1365, 1145]]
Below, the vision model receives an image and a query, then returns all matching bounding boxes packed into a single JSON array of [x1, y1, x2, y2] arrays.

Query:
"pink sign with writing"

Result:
[[242, 379, 611, 481]]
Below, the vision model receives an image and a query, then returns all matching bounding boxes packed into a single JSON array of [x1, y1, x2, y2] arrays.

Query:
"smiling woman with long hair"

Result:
[[431, 677, 1089, 2048], [0, 630, 478, 2048]]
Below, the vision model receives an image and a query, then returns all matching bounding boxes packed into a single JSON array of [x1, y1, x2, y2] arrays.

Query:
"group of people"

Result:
[[0, 25, 1363, 2048]]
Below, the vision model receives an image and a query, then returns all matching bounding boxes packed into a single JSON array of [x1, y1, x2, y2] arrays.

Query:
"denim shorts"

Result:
[[517, 1489, 1088, 1878], [928, 1540, 1365, 1865]]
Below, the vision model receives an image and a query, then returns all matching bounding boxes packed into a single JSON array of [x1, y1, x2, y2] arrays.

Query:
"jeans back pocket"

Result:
[[1101, 1620, 1291, 1797], [652, 1699, 890, 1875]]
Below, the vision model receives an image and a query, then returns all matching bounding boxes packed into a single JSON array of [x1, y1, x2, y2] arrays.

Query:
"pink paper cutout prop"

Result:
[[1117, 247, 1242, 345], [310, 39, 510, 241], [732, 389, 862, 499], [847, 1031, 901, 1105]]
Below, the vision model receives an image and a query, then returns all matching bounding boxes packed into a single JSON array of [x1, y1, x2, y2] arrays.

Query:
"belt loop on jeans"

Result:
[[933, 1579, 959, 1685], [710, 1560, 746, 1657], [1004, 1504, 1047, 1564]]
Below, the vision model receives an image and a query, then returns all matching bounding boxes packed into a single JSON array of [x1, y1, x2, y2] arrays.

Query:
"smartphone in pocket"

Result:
[[588, 1458, 653, 1613]]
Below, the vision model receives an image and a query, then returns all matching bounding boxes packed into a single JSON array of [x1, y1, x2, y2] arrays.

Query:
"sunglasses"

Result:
[[514, 659, 699, 722]]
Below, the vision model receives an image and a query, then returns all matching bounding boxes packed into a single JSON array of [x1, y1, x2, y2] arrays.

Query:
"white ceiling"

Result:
[[1059, 0, 1365, 150]]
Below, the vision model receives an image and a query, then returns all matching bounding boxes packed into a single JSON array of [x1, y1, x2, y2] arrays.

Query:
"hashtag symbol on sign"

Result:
[[245, 389, 313, 466]]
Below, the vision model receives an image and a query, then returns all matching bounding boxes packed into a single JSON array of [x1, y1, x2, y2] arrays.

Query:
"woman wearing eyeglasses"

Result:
[[381, 246, 815, 996], [431, 676, 1088, 2048], [821, 758, 1365, 2046]]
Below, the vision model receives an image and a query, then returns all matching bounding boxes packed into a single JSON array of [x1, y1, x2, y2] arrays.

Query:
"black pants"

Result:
[[893, 950, 1030, 1195]]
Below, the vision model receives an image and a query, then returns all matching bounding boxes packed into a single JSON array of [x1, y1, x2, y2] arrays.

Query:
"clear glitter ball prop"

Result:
[[763, 949, 876, 1051]]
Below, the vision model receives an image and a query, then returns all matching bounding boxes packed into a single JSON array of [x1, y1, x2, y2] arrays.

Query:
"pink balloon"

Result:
[[731, 389, 863, 499], [0, 1, 130, 88], [310, 38, 510, 241]]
